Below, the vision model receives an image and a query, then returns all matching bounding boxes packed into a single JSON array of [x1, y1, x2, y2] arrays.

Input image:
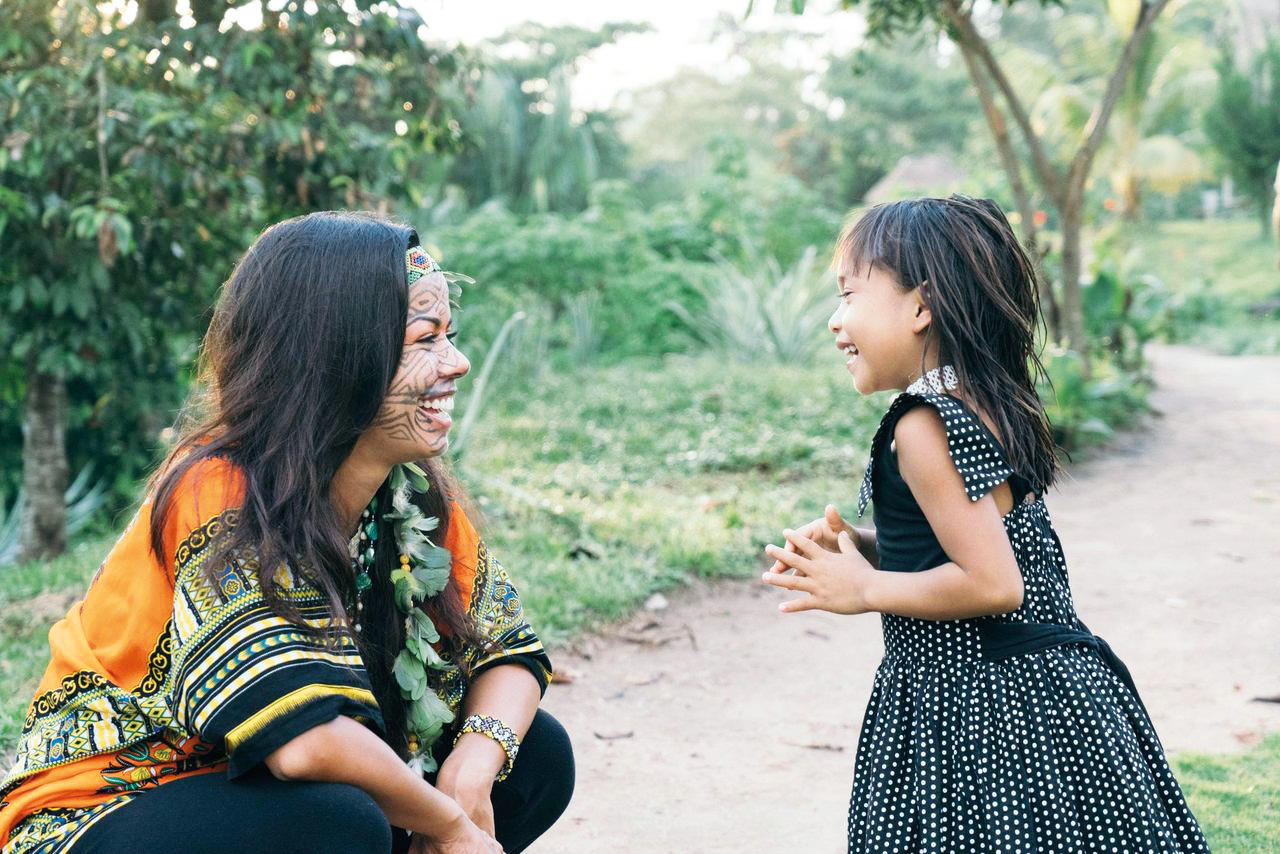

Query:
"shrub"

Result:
[[1038, 346, 1151, 450], [665, 246, 832, 364]]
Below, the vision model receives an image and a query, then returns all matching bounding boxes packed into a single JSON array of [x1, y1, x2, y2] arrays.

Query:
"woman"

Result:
[[0, 212, 573, 853]]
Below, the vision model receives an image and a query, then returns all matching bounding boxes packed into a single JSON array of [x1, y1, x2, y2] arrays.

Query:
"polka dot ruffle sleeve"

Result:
[[858, 392, 1015, 516]]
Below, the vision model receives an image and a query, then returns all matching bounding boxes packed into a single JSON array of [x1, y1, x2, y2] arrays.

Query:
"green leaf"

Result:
[[406, 690, 454, 745], [393, 649, 427, 696], [392, 566, 425, 610], [411, 608, 441, 644], [401, 462, 430, 492], [68, 286, 92, 320], [418, 639, 448, 669], [25, 277, 48, 307], [425, 545, 451, 567], [415, 751, 439, 774], [141, 110, 186, 133]]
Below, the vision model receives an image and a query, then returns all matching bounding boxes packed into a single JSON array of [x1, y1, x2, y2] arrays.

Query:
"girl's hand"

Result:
[[408, 812, 503, 854], [767, 505, 857, 574], [762, 528, 875, 615]]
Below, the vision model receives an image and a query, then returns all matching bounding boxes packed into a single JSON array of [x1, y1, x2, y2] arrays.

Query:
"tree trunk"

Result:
[[18, 366, 68, 563], [954, 36, 1061, 341], [1058, 197, 1090, 372]]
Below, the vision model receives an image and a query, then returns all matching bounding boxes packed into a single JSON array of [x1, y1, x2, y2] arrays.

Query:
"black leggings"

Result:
[[71, 709, 574, 854]]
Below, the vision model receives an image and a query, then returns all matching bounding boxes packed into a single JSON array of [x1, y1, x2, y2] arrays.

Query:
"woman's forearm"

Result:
[[449, 664, 541, 778], [266, 715, 465, 837]]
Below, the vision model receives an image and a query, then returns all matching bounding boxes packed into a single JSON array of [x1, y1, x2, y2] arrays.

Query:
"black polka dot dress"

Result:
[[848, 388, 1208, 853]]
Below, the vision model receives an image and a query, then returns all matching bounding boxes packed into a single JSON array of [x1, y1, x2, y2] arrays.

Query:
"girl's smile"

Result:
[[828, 262, 931, 395]]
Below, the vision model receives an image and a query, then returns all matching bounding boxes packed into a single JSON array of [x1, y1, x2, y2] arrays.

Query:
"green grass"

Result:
[[1117, 218, 1280, 355], [1123, 218, 1278, 301], [460, 353, 892, 642], [0, 536, 114, 753], [1192, 318, 1280, 356], [1176, 734, 1280, 852]]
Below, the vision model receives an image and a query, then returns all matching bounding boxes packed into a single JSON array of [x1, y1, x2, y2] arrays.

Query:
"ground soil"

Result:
[[534, 345, 1280, 854]]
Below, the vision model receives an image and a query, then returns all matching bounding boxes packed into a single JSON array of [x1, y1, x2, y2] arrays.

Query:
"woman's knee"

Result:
[[510, 709, 575, 816], [289, 780, 391, 854]]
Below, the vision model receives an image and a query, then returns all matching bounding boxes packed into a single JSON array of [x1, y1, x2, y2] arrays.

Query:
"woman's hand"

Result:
[[435, 737, 503, 837], [762, 528, 875, 615], [767, 505, 857, 574], [408, 812, 503, 854]]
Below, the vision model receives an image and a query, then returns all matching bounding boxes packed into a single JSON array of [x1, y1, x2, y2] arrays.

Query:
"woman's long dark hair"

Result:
[[148, 210, 472, 755], [836, 195, 1059, 492]]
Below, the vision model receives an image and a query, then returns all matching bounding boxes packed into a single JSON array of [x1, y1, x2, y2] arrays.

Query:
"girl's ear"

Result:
[[910, 283, 932, 335]]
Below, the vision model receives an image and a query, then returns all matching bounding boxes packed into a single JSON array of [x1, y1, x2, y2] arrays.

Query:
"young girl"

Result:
[[763, 196, 1207, 852]]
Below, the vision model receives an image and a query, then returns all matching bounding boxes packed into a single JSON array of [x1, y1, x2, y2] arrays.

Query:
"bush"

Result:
[[433, 157, 847, 369], [1038, 346, 1151, 450], [666, 246, 832, 364]]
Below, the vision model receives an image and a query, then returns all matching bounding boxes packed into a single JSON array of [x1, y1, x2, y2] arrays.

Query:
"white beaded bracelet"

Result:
[[454, 714, 520, 782]]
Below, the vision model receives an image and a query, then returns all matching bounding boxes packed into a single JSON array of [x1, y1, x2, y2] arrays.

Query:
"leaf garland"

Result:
[[382, 461, 457, 774]]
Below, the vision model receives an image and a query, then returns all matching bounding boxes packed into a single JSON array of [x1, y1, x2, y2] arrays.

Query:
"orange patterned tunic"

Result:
[[0, 458, 550, 853]]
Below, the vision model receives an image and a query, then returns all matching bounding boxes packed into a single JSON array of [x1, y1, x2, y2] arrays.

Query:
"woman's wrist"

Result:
[[417, 788, 468, 834], [421, 800, 473, 842], [443, 733, 507, 783], [453, 714, 520, 781]]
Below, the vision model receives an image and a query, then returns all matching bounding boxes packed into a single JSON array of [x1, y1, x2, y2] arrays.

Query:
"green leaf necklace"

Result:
[[350, 461, 458, 774]]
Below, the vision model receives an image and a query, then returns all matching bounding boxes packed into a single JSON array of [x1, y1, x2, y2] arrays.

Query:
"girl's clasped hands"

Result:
[[762, 504, 876, 615]]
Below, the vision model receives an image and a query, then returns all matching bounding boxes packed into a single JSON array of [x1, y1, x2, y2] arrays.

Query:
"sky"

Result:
[[409, 0, 866, 110]]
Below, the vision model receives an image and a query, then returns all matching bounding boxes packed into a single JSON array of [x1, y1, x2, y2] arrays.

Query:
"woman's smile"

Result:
[[416, 392, 455, 429]]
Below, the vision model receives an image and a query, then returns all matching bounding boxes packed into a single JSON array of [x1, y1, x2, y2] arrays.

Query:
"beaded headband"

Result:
[[406, 244, 443, 285]]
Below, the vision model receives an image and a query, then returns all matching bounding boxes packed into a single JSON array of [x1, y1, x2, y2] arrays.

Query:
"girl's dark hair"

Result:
[[148, 210, 472, 755], [836, 195, 1059, 492]]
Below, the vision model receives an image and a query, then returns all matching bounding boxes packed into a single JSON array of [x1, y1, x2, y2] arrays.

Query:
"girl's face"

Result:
[[367, 272, 471, 462], [828, 260, 930, 394]]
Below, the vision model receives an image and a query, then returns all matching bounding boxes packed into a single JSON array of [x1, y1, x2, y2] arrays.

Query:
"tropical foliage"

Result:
[[1204, 35, 1280, 232], [0, 0, 1269, 570]]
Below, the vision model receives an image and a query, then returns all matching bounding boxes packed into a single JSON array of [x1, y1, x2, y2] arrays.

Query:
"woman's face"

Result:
[[367, 272, 471, 462]]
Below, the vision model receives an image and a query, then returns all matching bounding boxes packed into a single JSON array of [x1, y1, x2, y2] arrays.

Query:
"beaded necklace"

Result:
[[349, 503, 377, 633]]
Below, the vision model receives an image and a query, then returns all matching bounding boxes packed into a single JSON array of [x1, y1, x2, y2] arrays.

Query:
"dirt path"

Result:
[[533, 345, 1280, 853]]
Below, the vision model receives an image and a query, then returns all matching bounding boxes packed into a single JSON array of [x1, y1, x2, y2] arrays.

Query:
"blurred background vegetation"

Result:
[[2, 0, 1278, 612], [2, 1, 1279, 841]]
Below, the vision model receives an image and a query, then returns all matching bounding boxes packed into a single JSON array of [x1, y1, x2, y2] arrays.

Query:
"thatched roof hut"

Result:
[[863, 153, 967, 205]]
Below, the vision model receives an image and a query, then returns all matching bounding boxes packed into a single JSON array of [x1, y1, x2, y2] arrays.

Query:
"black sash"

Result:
[[976, 619, 1148, 717]]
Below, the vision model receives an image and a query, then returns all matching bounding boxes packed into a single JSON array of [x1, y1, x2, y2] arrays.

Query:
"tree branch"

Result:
[[954, 38, 1033, 236], [1067, 0, 1172, 191], [954, 36, 1059, 335], [96, 62, 109, 194], [941, 0, 1065, 204]]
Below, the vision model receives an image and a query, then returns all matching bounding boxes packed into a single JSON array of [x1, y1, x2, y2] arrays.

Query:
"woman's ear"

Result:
[[910, 283, 932, 335]]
